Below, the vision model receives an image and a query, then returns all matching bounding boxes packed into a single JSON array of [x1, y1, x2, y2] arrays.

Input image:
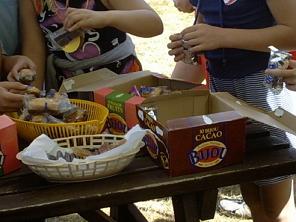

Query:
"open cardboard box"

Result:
[[136, 89, 296, 177], [0, 115, 21, 176], [60, 68, 204, 135], [59, 68, 119, 99]]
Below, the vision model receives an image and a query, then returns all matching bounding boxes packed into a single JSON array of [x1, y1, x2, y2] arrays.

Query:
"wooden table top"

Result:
[[1, 125, 296, 221]]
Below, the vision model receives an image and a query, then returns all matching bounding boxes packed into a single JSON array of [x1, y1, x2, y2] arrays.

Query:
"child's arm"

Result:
[[20, 0, 46, 89], [64, 0, 163, 38], [173, 0, 195, 13], [181, 0, 296, 53]]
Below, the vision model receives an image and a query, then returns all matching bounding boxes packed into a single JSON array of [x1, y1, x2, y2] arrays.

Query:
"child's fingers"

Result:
[[265, 68, 296, 78], [168, 47, 184, 56], [0, 87, 24, 112], [0, 82, 28, 91], [169, 33, 182, 41], [174, 54, 185, 62], [7, 72, 19, 82], [182, 31, 200, 41], [189, 44, 204, 54], [286, 84, 296, 91], [283, 76, 296, 85], [65, 7, 76, 17], [167, 41, 182, 50], [288, 60, 296, 68], [67, 22, 81, 32], [181, 25, 198, 35], [64, 12, 81, 30]]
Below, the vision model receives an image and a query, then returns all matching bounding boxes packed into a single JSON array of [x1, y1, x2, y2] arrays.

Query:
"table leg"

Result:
[[172, 189, 218, 222], [79, 210, 116, 222], [110, 204, 148, 222]]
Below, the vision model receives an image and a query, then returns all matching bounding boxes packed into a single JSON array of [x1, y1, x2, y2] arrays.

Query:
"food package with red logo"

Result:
[[136, 89, 296, 176], [0, 115, 21, 176]]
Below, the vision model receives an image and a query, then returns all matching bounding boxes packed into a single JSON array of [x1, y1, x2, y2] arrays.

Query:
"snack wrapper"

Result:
[[47, 27, 84, 50], [18, 69, 36, 85], [19, 90, 89, 123], [24, 92, 73, 115], [182, 39, 198, 65], [264, 46, 292, 95], [143, 106, 158, 120], [129, 85, 141, 97]]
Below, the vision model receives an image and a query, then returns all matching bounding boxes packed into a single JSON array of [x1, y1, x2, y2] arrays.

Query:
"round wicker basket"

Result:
[[9, 99, 109, 141], [17, 134, 143, 183]]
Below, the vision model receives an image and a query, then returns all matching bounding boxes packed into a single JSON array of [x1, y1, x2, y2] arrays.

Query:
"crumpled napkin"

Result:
[[17, 125, 147, 165]]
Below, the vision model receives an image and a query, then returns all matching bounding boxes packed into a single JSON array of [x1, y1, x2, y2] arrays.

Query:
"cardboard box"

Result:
[[59, 68, 119, 100], [0, 115, 21, 176], [59, 68, 203, 135], [136, 89, 296, 176], [93, 71, 203, 134]]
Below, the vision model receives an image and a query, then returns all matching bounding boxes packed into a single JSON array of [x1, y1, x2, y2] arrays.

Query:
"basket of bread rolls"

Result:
[[8, 69, 109, 141], [16, 126, 146, 182]]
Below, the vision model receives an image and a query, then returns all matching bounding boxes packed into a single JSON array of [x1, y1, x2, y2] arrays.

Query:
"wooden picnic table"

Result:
[[1, 124, 296, 222]]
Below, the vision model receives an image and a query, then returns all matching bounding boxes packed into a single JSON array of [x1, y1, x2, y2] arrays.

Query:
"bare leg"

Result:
[[241, 178, 296, 222], [260, 178, 296, 222], [171, 61, 205, 84], [240, 183, 269, 222]]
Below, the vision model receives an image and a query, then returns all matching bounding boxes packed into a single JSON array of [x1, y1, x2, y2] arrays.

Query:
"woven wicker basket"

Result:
[[9, 99, 109, 141], [17, 134, 143, 183]]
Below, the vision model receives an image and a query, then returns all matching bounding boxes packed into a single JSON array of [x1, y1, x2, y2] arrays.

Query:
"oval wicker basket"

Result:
[[9, 99, 109, 141], [17, 134, 143, 183]]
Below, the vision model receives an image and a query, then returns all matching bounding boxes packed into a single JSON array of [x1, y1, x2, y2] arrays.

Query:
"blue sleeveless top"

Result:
[[197, 0, 275, 79]]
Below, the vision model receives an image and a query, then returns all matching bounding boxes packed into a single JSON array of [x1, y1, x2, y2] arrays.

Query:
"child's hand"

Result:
[[173, 0, 195, 13], [0, 82, 27, 113], [167, 33, 185, 62], [5, 56, 36, 82], [181, 23, 224, 53], [64, 8, 109, 32], [265, 60, 296, 91]]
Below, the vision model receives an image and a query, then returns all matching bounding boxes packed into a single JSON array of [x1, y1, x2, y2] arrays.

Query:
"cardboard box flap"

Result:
[[59, 68, 118, 93], [98, 71, 163, 89], [213, 92, 296, 136], [166, 111, 245, 131], [140, 89, 210, 125], [59, 68, 203, 94], [157, 78, 200, 90], [107, 71, 164, 92]]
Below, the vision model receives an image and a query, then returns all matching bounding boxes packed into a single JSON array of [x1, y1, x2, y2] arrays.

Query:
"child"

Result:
[[20, 0, 163, 90], [168, 0, 296, 221]]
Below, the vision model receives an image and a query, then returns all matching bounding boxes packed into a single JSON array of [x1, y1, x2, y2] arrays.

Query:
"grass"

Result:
[[131, 0, 194, 76], [47, 0, 251, 221]]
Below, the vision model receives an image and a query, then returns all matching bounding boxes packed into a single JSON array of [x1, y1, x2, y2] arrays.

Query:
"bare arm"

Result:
[[64, 0, 163, 38], [173, 0, 195, 13], [221, 0, 296, 51], [20, 0, 46, 89], [182, 0, 296, 53]]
